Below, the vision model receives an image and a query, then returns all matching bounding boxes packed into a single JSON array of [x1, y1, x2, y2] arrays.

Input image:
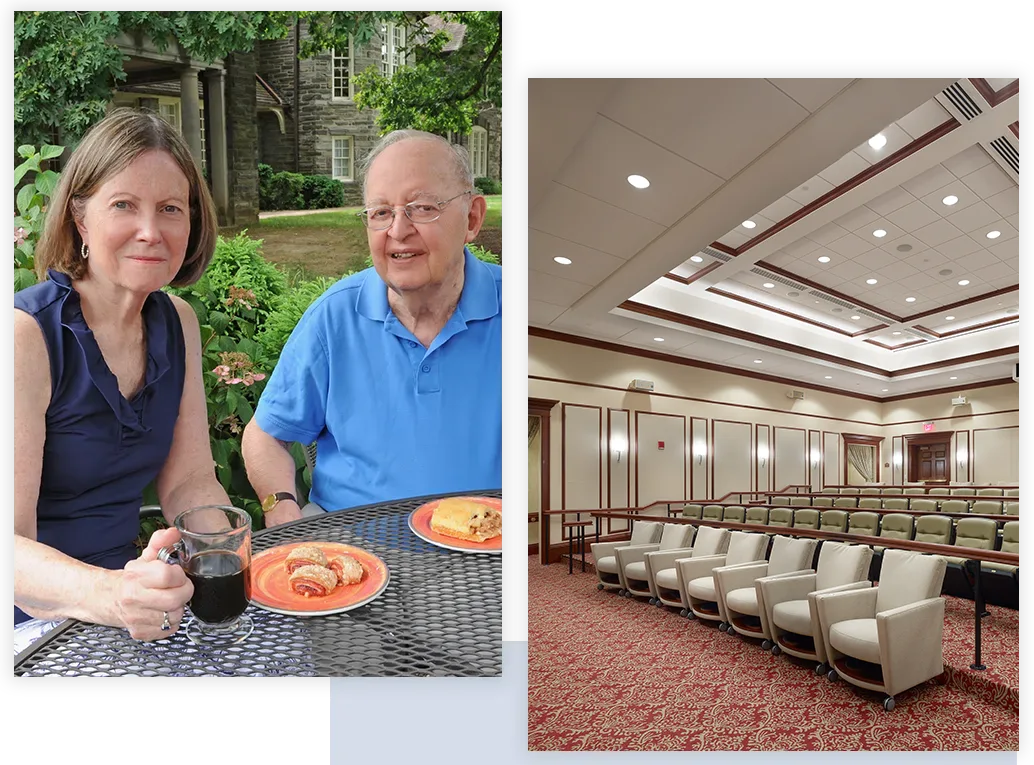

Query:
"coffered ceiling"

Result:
[[528, 78, 1020, 401]]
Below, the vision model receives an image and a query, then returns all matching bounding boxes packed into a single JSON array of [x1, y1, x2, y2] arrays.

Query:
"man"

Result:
[[243, 130, 502, 526]]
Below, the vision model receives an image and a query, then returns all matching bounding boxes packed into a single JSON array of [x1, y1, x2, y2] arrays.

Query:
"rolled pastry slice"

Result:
[[430, 498, 502, 542], [284, 545, 328, 574], [328, 555, 365, 586], [289, 564, 339, 597]]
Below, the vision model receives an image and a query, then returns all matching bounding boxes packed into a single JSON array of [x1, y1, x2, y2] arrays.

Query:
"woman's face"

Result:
[[74, 149, 192, 295]]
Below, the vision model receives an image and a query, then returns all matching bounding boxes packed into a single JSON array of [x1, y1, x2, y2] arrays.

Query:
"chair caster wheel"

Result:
[[771, 644, 781, 657], [718, 622, 728, 632], [656, 600, 664, 608], [686, 611, 696, 620], [617, 589, 625, 597], [625, 591, 634, 598], [649, 598, 657, 605], [761, 640, 772, 651], [597, 583, 604, 591], [815, 663, 827, 675], [827, 669, 838, 682], [883, 697, 895, 712], [679, 609, 688, 617]]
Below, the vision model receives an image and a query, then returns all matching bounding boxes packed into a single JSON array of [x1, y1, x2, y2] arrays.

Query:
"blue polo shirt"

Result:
[[255, 247, 502, 511]]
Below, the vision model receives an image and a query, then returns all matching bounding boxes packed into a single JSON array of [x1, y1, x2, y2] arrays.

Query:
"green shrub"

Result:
[[264, 170, 306, 211], [14, 143, 64, 291], [302, 174, 345, 210], [467, 243, 500, 266], [256, 275, 343, 364], [258, 163, 275, 210], [474, 176, 501, 195]]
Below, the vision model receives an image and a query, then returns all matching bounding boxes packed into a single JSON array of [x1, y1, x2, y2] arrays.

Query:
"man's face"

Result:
[[364, 139, 486, 297]]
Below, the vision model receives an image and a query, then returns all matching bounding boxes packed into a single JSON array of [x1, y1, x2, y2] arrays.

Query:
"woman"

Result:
[[14, 108, 232, 650]]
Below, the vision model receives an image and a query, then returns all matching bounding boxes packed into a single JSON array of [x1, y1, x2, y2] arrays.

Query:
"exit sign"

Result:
[[923, 422, 936, 432]]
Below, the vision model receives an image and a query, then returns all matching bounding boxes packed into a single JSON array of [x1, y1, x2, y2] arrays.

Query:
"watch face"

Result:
[[262, 495, 276, 513]]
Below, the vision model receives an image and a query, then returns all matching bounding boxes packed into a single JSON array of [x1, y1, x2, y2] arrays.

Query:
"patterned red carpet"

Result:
[[528, 556, 1018, 751]]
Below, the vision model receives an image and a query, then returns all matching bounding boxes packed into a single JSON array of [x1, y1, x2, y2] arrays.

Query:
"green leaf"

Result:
[[35, 169, 60, 196], [14, 268, 38, 292], [39, 144, 65, 160], [17, 144, 36, 158], [16, 184, 39, 216], [225, 388, 240, 413], [235, 397, 254, 423], [208, 310, 230, 333]]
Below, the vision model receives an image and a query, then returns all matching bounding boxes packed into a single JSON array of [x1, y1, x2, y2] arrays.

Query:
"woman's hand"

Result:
[[116, 527, 194, 641]]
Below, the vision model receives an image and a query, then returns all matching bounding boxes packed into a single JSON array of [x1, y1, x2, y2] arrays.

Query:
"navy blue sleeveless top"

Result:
[[14, 270, 185, 624]]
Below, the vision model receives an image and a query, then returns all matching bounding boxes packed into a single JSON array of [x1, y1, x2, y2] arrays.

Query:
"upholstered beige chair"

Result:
[[927, 487, 950, 497], [618, 523, 696, 601], [833, 496, 858, 509], [817, 549, 947, 711], [913, 515, 952, 546], [768, 507, 793, 528], [1004, 501, 1019, 516], [790, 496, 811, 507], [846, 511, 879, 537], [650, 525, 730, 614], [703, 504, 725, 521], [591, 520, 664, 593], [857, 497, 882, 510], [950, 487, 972, 497], [982, 520, 1018, 575], [821, 488, 839, 494], [971, 500, 1003, 515], [910, 498, 937, 514], [903, 487, 925, 495], [859, 487, 881, 495], [715, 535, 818, 647], [772, 496, 793, 507], [682, 503, 703, 520], [840, 488, 860, 495], [745, 506, 769, 526], [811, 496, 833, 508], [872, 512, 915, 579], [981, 521, 1018, 608], [678, 531, 769, 624], [793, 509, 820, 530], [977, 488, 1004, 497], [820, 510, 849, 533], [760, 541, 873, 674], [883, 498, 909, 511], [943, 518, 997, 567], [939, 499, 968, 515], [880, 487, 899, 495], [1005, 488, 1019, 498], [723, 505, 746, 523]]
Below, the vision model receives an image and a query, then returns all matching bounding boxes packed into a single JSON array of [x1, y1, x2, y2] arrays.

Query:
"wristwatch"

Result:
[[262, 491, 297, 514]]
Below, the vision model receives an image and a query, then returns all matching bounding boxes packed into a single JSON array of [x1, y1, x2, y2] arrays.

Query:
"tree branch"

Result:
[[458, 13, 501, 101]]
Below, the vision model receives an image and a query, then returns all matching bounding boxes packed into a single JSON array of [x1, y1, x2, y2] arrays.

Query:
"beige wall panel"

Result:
[[956, 430, 971, 483], [973, 427, 1019, 484], [774, 427, 807, 491], [608, 409, 631, 509], [636, 412, 686, 507], [808, 429, 822, 490], [712, 420, 752, 500], [756, 425, 771, 493], [822, 432, 840, 488], [529, 425, 541, 544], [691, 417, 708, 500], [560, 404, 601, 542], [892, 435, 903, 484]]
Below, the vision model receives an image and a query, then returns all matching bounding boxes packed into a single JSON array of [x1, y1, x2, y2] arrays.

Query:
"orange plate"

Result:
[[408, 496, 502, 554], [250, 542, 390, 616]]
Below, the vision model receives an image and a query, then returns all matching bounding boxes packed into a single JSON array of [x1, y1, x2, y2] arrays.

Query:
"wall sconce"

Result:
[[956, 448, 968, 471], [693, 443, 707, 465], [611, 436, 628, 464], [810, 449, 820, 469], [893, 453, 903, 467], [757, 444, 769, 468]]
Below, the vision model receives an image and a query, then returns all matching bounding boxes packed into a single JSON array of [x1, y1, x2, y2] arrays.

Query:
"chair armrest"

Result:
[[814, 586, 878, 632], [878, 597, 946, 696], [643, 548, 696, 574], [615, 543, 661, 568], [676, 554, 729, 583], [714, 561, 770, 594], [812, 580, 871, 598], [589, 540, 626, 560], [757, 571, 818, 606]]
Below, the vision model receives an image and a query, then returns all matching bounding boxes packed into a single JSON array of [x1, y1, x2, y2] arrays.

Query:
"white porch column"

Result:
[[203, 69, 230, 223], [179, 67, 203, 166]]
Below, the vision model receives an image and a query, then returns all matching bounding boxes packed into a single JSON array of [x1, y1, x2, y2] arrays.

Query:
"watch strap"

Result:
[[262, 491, 297, 513]]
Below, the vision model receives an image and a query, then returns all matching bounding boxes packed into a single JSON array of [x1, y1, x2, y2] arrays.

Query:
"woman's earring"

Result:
[[81, 243, 89, 259]]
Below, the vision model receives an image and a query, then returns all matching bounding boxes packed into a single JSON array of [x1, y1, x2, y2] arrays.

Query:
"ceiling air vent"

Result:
[[808, 290, 855, 310], [750, 268, 806, 292], [702, 246, 732, 263], [856, 308, 886, 323], [940, 81, 982, 121], [989, 136, 1019, 175]]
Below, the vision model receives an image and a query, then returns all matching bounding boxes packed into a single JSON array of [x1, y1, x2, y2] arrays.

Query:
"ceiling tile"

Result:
[[807, 221, 851, 246], [970, 260, 1015, 281], [827, 232, 873, 258], [935, 234, 983, 259], [854, 218, 906, 242], [955, 249, 1004, 272], [876, 261, 920, 281], [528, 268, 593, 306], [826, 259, 869, 281], [718, 229, 751, 249], [529, 229, 629, 286], [946, 200, 1004, 234], [834, 205, 881, 231], [988, 237, 1019, 264], [852, 248, 897, 270], [918, 282, 958, 300], [898, 271, 940, 291], [530, 183, 665, 259], [985, 186, 1019, 217], [901, 164, 957, 198], [529, 299, 566, 325], [866, 186, 916, 217], [854, 123, 912, 164], [881, 233, 929, 258], [966, 219, 1017, 247], [782, 237, 822, 257], [786, 175, 835, 206], [960, 162, 1015, 199], [886, 200, 941, 232], [896, 98, 952, 139], [1006, 213, 1019, 229], [766, 78, 854, 111], [942, 144, 992, 178], [622, 328, 696, 350], [759, 195, 804, 223], [819, 151, 871, 186], [918, 179, 981, 214], [913, 219, 965, 247], [764, 250, 795, 267]]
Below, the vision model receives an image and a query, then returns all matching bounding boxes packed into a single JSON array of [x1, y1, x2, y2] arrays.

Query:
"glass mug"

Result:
[[158, 505, 253, 645]]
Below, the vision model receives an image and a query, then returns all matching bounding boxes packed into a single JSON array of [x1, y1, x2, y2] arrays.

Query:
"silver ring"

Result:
[[161, 611, 171, 631]]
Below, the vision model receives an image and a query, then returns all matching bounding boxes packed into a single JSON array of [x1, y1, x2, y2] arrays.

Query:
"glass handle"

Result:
[[157, 540, 185, 566]]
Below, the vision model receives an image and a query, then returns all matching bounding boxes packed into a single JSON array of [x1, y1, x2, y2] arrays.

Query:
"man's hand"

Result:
[[264, 499, 303, 528]]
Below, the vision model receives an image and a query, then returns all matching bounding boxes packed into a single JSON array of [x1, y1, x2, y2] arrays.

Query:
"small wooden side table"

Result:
[[563, 520, 592, 574]]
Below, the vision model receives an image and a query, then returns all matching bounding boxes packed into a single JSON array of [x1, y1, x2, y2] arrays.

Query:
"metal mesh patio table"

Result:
[[14, 489, 502, 677]]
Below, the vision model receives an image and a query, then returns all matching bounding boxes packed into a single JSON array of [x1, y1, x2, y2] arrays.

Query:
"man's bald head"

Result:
[[361, 130, 474, 202]]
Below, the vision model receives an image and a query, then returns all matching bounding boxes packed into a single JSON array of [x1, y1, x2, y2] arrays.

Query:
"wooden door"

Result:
[[910, 441, 949, 482]]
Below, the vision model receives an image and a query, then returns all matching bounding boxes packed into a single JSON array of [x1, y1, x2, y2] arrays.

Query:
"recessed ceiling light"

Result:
[[763, 282, 775, 289], [942, 195, 959, 206], [950, 376, 958, 380], [690, 255, 704, 263], [958, 279, 970, 286], [866, 278, 878, 285], [873, 229, 887, 238], [851, 315, 861, 320], [868, 134, 887, 150], [754, 359, 763, 364], [817, 255, 831, 263], [553, 256, 572, 265], [892, 331, 901, 336], [905, 297, 916, 303], [881, 388, 889, 392], [986, 230, 1001, 239], [824, 375, 833, 380], [653, 337, 665, 342], [627, 174, 650, 189], [742, 220, 757, 229], [945, 315, 955, 321]]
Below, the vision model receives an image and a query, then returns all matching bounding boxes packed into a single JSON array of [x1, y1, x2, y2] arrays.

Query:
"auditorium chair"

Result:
[[816, 549, 947, 711], [833, 497, 858, 509], [820, 510, 850, 533], [745, 506, 769, 526], [812, 496, 833, 507], [715, 535, 818, 648], [939, 499, 969, 515], [793, 509, 820, 530], [682, 503, 703, 520], [910, 498, 937, 514], [914, 515, 952, 546], [971, 500, 1003, 515], [950, 488, 972, 497], [1005, 488, 1019, 498], [880, 487, 900, 495], [649, 526, 730, 613], [703, 505, 725, 521], [870, 513, 915, 580], [790, 496, 811, 507], [723, 506, 746, 523], [591, 520, 664, 593], [977, 488, 1004, 497], [927, 487, 950, 497], [840, 488, 860, 495], [859, 488, 881, 495], [677, 531, 768, 624], [1004, 501, 1019, 516], [617, 523, 696, 600], [858, 497, 882, 510], [883, 498, 909, 511], [846, 511, 879, 537], [981, 520, 1018, 609], [768, 507, 794, 528], [941, 517, 998, 601], [821, 488, 839, 494], [761, 541, 874, 674], [772, 496, 792, 507]]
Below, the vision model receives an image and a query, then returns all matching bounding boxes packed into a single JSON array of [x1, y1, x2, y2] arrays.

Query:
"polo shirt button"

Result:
[[422, 365, 431, 373], [409, 341, 417, 348]]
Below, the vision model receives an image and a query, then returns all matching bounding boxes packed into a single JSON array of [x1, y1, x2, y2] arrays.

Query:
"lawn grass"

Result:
[[256, 194, 502, 230]]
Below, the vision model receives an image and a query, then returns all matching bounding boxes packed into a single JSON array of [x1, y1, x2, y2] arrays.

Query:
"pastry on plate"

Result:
[[284, 545, 328, 574], [430, 497, 502, 543], [288, 564, 339, 597], [328, 554, 365, 586]]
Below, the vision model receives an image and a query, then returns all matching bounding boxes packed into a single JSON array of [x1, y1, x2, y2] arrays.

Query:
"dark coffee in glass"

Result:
[[186, 550, 252, 625]]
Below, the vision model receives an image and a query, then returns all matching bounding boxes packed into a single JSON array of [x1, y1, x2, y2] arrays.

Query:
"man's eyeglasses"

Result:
[[358, 191, 473, 230]]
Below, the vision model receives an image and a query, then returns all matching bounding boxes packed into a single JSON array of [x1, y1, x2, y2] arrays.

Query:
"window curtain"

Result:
[[528, 416, 540, 446], [847, 444, 875, 483]]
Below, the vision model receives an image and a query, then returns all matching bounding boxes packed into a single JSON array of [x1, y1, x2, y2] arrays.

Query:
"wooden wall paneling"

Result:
[[635, 411, 687, 508], [972, 425, 1020, 483], [774, 426, 807, 491], [608, 408, 630, 535], [712, 419, 753, 500], [755, 424, 771, 494], [892, 435, 903, 484], [561, 403, 602, 543], [691, 416, 708, 500], [957, 430, 971, 482], [822, 431, 840, 488], [529, 398, 558, 564]]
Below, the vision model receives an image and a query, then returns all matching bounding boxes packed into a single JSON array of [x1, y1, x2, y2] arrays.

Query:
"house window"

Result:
[[332, 40, 353, 100], [158, 98, 181, 132], [333, 136, 353, 181], [380, 23, 407, 77], [470, 126, 488, 178]]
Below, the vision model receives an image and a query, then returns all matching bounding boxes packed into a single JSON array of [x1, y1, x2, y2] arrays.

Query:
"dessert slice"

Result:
[[284, 545, 328, 574], [288, 564, 339, 597], [430, 498, 502, 543], [328, 554, 365, 586]]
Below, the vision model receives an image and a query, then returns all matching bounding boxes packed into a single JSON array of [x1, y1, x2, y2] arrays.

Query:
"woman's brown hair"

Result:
[[34, 107, 218, 287]]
